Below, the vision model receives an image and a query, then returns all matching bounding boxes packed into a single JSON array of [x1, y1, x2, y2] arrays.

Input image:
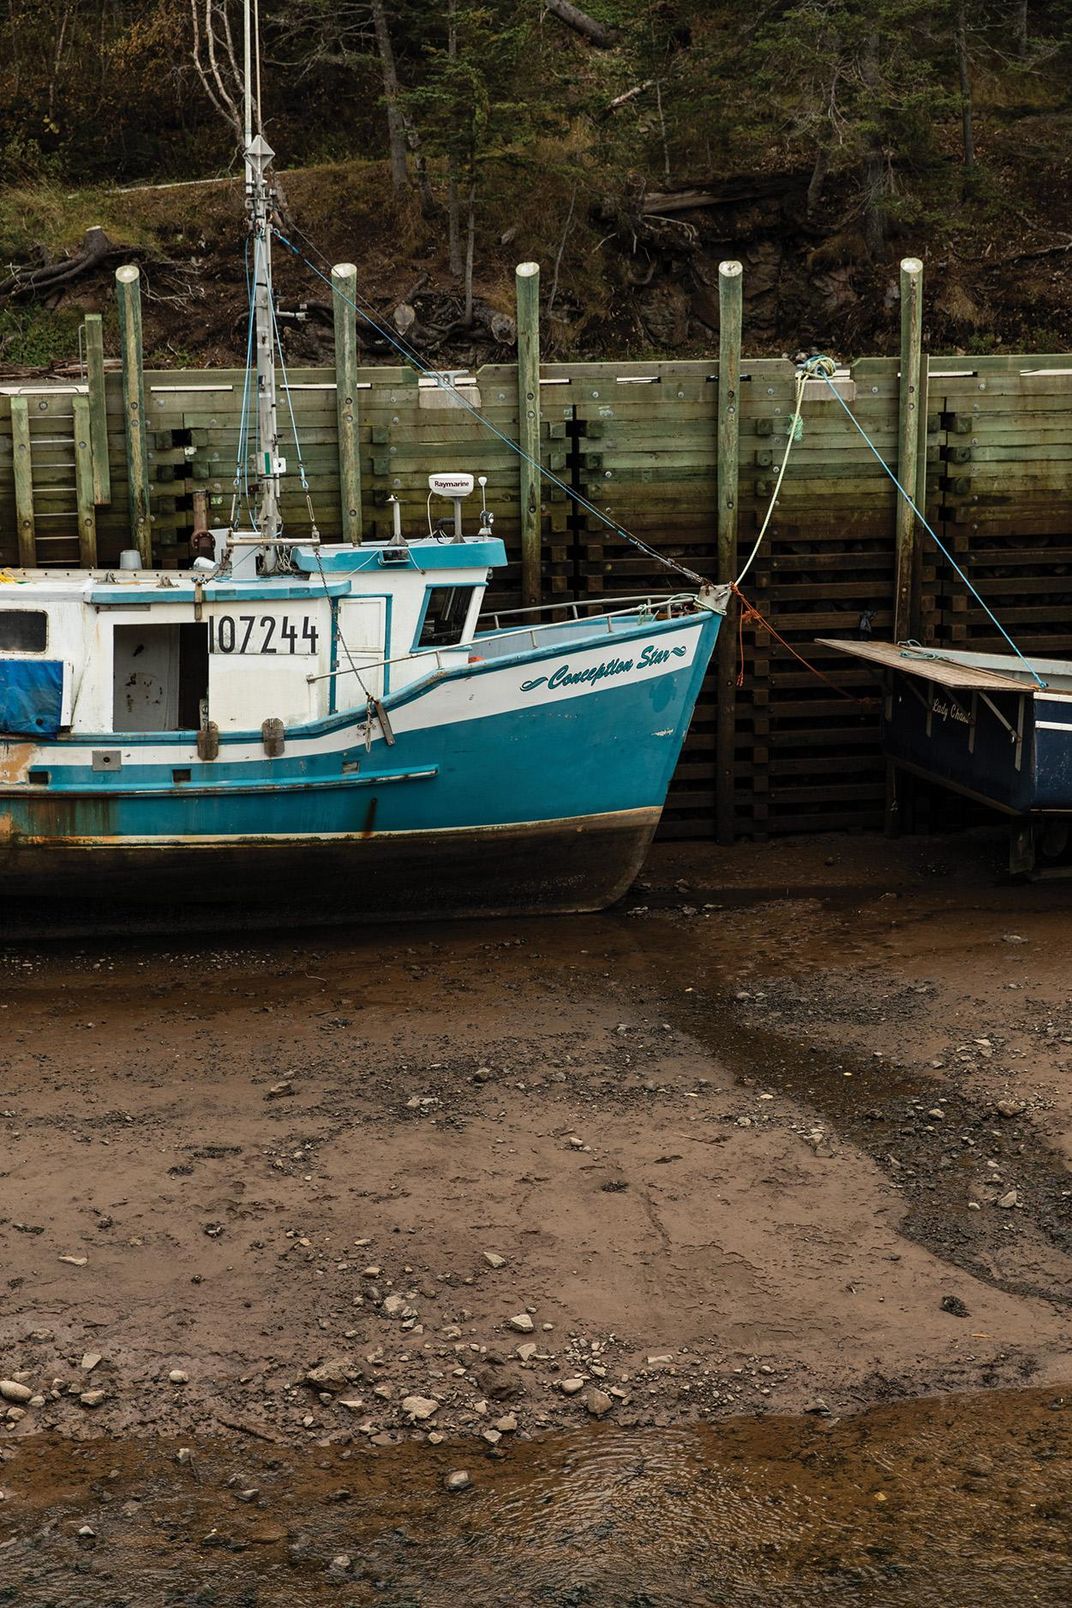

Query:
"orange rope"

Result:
[[731, 583, 876, 706]]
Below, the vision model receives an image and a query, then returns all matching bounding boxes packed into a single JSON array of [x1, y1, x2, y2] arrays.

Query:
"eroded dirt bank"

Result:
[[0, 830, 1070, 1453]]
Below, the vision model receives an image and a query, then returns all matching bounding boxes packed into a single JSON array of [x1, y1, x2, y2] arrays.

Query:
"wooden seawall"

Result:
[[0, 262, 1069, 839]]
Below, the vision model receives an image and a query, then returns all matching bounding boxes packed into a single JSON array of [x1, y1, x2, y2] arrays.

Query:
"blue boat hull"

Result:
[[0, 607, 720, 924]]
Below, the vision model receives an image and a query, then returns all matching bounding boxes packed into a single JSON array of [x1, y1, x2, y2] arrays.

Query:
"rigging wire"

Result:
[[271, 225, 710, 590], [811, 360, 1046, 689]]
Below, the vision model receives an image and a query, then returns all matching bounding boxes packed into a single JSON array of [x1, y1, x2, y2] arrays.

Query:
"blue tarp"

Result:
[[0, 659, 65, 737]]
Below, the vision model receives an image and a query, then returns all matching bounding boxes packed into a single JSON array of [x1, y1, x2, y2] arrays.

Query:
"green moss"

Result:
[[0, 304, 86, 366]]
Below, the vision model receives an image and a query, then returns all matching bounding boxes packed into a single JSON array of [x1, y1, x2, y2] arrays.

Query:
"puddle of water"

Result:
[[2, 1389, 1069, 1606]]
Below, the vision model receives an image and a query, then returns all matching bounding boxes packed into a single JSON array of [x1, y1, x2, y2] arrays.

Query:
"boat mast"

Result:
[[243, 0, 281, 542]]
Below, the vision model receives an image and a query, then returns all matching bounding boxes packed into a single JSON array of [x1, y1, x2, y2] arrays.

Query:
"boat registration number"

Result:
[[208, 613, 319, 655]]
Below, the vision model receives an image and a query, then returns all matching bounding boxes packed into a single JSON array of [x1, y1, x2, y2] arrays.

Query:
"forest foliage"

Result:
[[1, 3, 1071, 359]]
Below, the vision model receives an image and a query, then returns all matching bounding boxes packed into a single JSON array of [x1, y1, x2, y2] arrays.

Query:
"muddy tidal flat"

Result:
[[1, 831, 1070, 1603]]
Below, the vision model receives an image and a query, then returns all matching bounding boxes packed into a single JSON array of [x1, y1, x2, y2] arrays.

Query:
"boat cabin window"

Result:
[[0, 610, 47, 653], [418, 586, 477, 648], [112, 623, 209, 732]]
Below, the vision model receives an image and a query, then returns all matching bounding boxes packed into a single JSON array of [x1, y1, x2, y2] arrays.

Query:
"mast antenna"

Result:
[[242, 0, 282, 549]]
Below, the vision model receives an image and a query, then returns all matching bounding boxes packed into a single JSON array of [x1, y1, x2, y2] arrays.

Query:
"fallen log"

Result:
[[545, 0, 617, 49]]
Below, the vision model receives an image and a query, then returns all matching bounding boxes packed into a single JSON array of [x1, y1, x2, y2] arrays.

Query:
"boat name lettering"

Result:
[[520, 641, 686, 693], [930, 698, 972, 726], [209, 613, 320, 656]]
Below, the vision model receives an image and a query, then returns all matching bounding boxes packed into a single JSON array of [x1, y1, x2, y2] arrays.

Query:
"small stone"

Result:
[[927, 1108, 944, 1121], [493, 1413, 517, 1433], [482, 1428, 502, 1445], [168, 1369, 189, 1385], [77, 1525, 96, 1540], [176, 1448, 195, 1465], [516, 1342, 538, 1362], [940, 1295, 969, 1318], [997, 1190, 1019, 1209], [508, 1314, 534, 1334], [382, 1294, 407, 1317], [80, 1353, 102, 1373], [427, 1431, 445, 1445], [646, 1355, 674, 1367], [586, 1389, 614, 1418], [445, 1469, 471, 1493], [330, 1554, 352, 1572], [482, 1252, 507, 1269], [362, 1266, 382, 1278], [401, 1395, 439, 1421], [0, 1381, 33, 1404], [79, 1390, 106, 1407], [996, 1099, 1024, 1118], [266, 1080, 294, 1099], [5, 1407, 25, 1423], [560, 1377, 586, 1396], [1002, 933, 1027, 944], [58, 1255, 87, 1267], [338, 1397, 365, 1412]]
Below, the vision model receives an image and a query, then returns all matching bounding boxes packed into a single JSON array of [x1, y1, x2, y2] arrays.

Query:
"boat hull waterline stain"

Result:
[[0, 564, 721, 920]]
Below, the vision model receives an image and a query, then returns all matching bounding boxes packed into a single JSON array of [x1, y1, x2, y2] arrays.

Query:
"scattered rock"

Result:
[[330, 1554, 352, 1572], [77, 1525, 96, 1540], [587, 1389, 614, 1417], [940, 1295, 969, 1318], [482, 1252, 507, 1269], [516, 1342, 538, 1363], [265, 1080, 294, 1099], [305, 1357, 354, 1392], [996, 1099, 1024, 1118], [560, 1377, 586, 1396], [508, 1314, 535, 1334], [996, 1190, 1019, 1209], [445, 1469, 471, 1493], [168, 1369, 189, 1385], [0, 1381, 33, 1404], [57, 1255, 87, 1267], [80, 1353, 102, 1372], [79, 1390, 106, 1408], [176, 1448, 195, 1465], [493, 1413, 517, 1433], [401, 1395, 439, 1422]]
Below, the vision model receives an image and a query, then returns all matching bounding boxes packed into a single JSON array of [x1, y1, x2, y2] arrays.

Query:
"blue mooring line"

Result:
[[805, 358, 1046, 690]]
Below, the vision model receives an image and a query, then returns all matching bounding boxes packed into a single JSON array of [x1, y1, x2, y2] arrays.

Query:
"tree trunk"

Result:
[[448, 172, 463, 276], [957, 0, 975, 170], [370, 0, 409, 192], [1015, 0, 1029, 59], [544, 0, 616, 48], [463, 181, 477, 326], [861, 41, 887, 257], [446, 0, 463, 274], [806, 145, 829, 218]]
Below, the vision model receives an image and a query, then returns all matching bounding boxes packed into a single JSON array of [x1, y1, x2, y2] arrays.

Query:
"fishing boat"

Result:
[[0, 15, 723, 929], [817, 638, 1072, 872]]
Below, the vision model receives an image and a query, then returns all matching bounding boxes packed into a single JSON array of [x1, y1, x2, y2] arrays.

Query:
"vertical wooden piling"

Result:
[[332, 262, 362, 544], [72, 395, 98, 567], [715, 260, 743, 845], [895, 257, 924, 641], [115, 265, 151, 564], [515, 261, 541, 610], [886, 256, 924, 834], [10, 396, 35, 567], [83, 312, 111, 505]]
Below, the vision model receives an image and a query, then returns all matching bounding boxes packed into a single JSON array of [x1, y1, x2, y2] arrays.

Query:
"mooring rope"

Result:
[[808, 357, 1046, 690]]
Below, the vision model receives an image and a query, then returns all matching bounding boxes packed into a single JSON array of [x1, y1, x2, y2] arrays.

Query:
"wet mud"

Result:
[[2, 1389, 1070, 1606], [2, 832, 1072, 1600]]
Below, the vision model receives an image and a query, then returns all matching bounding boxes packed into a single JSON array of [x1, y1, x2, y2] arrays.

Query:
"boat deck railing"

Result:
[[308, 592, 701, 689]]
